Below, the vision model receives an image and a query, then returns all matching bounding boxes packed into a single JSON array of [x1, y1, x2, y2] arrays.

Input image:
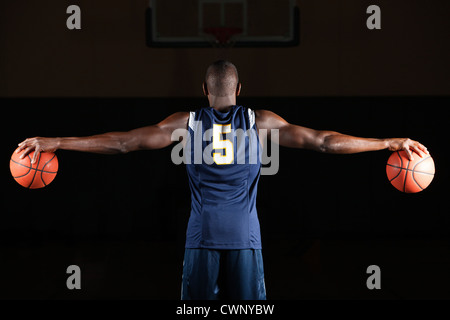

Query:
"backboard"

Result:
[[146, 0, 299, 48]]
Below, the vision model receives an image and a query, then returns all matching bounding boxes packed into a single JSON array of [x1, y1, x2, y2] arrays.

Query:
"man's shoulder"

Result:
[[253, 109, 275, 120]]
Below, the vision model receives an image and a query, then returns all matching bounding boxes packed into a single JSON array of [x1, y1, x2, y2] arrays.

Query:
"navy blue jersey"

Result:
[[185, 106, 262, 249]]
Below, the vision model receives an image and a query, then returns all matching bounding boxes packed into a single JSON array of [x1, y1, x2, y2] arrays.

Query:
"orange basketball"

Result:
[[10, 148, 58, 189], [386, 151, 434, 193]]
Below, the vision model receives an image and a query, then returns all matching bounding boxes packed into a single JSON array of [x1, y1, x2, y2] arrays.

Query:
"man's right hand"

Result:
[[16, 137, 60, 164]]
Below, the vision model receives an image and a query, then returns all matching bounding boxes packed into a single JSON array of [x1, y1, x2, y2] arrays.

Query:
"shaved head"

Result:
[[204, 60, 239, 97]]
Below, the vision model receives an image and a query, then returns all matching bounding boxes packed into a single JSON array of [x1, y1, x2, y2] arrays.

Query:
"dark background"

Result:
[[1, 0, 450, 300], [2, 97, 449, 299]]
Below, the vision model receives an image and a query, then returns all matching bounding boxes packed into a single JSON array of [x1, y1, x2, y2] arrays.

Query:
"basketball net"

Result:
[[203, 27, 243, 50]]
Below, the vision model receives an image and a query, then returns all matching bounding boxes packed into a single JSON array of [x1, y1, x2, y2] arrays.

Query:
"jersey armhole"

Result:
[[248, 108, 256, 129], [188, 111, 196, 130]]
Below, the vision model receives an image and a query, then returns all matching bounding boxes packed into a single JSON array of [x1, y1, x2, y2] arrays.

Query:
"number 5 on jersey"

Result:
[[213, 124, 234, 165]]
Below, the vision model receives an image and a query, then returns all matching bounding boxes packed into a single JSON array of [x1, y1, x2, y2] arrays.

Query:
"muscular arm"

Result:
[[17, 112, 189, 163], [255, 110, 428, 160]]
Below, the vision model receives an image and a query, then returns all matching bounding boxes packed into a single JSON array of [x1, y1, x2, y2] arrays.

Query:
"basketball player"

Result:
[[16, 60, 428, 300]]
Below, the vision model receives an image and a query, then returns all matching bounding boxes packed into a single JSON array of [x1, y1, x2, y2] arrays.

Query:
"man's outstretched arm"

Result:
[[16, 112, 189, 163], [255, 110, 428, 160]]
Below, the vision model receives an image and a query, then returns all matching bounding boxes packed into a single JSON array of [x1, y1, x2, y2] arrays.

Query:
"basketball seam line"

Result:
[[27, 153, 40, 188], [10, 158, 58, 174], [389, 151, 403, 182], [386, 164, 434, 175], [411, 156, 434, 191], [412, 155, 432, 168], [40, 154, 57, 187], [412, 172, 424, 191], [403, 157, 411, 193], [10, 160, 32, 178]]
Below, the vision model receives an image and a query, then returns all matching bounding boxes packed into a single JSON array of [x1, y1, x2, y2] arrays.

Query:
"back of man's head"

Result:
[[205, 60, 239, 97]]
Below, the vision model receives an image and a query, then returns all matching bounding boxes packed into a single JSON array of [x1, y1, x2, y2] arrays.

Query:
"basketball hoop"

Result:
[[203, 27, 243, 48]]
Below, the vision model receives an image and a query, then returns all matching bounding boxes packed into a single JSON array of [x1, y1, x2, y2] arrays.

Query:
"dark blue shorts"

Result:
[[181, 248, 266, 300]]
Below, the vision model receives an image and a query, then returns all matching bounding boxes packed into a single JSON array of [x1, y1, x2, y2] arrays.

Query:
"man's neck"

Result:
[[208, 95, 236, 112]]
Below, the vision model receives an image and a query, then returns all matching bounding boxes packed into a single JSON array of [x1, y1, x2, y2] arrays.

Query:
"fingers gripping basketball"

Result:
[[10, 148, 59, 189], [386, 151, 435, 193]]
